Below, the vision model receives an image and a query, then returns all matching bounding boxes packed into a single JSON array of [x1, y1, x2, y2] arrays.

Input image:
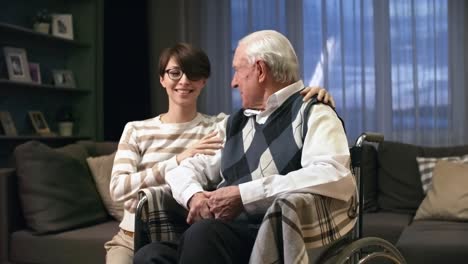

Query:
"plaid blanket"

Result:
[[137, 185, 188, 243], [137, 189, 356, 263], [249, 192, 356, 264]]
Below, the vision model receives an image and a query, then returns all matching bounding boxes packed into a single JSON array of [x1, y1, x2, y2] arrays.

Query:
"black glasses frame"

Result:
[[164, 68, 184, 81]]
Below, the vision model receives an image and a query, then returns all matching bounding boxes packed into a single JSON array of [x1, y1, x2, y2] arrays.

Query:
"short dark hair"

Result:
[[158, 43, 211, 80]]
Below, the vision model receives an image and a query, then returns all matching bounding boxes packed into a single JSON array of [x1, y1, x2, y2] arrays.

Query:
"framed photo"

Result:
[[51, 14, 74, 40], [28, 111, 51, 135], [52, 69, 76, 88], [0, 111, 18, 136], [29, 62, 42, 84], [3, 47, 31, 82]]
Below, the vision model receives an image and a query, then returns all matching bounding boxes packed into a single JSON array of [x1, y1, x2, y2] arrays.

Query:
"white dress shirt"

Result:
[[165, 80, 355, 214]]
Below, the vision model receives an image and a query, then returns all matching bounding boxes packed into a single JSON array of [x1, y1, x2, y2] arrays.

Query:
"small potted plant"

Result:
[[32, 9, 52, 34]]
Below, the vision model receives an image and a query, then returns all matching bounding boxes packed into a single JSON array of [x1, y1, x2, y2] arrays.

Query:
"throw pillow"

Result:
[[416, 154, 468, 194], [414, 160, 468, 221], [86, 152, 124, 221], [14, 141, 108, 235]]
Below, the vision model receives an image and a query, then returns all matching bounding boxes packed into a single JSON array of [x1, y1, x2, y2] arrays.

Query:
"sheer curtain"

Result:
[[147, 0, 232, 116], [150, 0, 467, 145], [229, 0, 467, 146], [180, 0, 233, 115]]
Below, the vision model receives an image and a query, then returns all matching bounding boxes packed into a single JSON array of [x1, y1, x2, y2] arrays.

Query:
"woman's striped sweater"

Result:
[[110, 112, 227, 232]]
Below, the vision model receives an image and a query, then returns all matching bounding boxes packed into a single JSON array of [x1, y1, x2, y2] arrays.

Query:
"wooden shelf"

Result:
[[0, 135, 91, 143], [0, 135, 92, 153], [0, 22, 90, 48], [0, 79, 90, 94], [0, 135, 89, 139]]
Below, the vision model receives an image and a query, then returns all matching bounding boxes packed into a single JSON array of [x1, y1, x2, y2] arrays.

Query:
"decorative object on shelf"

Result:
[[52, 69, 76, 88], [28, 111, 52, 136], [58, 122, 73, 136], [0, 111, 18, 136], [56, 107, 75, 136], [32, 9, 51, 34], [3, 47, 31, 82], [51, 14, 74, 40], [28, 62, 42, 84]]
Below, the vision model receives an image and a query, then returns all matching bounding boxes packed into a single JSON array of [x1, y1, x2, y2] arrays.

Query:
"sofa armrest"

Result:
[[0, 168, 25, 263]]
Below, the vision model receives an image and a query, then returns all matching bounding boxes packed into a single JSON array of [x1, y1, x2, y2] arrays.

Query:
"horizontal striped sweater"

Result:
[[110, 112, 227, 232]]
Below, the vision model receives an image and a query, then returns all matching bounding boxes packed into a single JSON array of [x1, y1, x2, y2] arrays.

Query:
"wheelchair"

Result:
[[316, 132, 406, 264], [134, 132, 406, 264]]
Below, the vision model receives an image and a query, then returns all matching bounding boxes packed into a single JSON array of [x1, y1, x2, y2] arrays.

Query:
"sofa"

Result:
[[359, 140, 468, 264], [3, 138, 468, 264], [0, 140, 120, 264]]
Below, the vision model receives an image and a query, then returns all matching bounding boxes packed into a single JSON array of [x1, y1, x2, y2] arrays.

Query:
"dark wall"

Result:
[[103, 1, 151, 141]]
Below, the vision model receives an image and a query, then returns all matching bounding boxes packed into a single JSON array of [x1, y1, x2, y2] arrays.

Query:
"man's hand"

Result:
[[187, 192, 214, 224], [176, 131, 223, 164], [207, 186, 243, 222], [300, 86, 336, 108]]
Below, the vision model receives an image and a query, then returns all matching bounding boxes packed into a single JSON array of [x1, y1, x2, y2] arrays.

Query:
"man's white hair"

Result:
[[238, 30, 300, 83]]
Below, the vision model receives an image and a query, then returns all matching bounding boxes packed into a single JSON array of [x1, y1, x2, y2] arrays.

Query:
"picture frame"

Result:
[[28, 111, 51, 135], [3, 47, 31, 82], [29, 62, 42, 84], [0, 111, 18, 136], [51, 14, 74, 40], [52, 69, 76, 88]]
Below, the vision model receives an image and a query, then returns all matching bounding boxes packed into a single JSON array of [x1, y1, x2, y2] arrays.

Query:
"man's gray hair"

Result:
[[238, 30, 300, 83]]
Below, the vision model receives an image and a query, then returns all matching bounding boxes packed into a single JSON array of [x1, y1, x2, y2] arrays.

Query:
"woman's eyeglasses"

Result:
[[164, 68, 203, 81], [165, 68, 184, 80]]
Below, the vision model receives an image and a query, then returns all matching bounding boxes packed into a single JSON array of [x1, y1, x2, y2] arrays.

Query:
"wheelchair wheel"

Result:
[[331, 237, 406, 264]]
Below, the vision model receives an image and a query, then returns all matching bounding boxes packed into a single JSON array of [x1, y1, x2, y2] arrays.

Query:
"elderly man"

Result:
[[134, 30, 356, 264]]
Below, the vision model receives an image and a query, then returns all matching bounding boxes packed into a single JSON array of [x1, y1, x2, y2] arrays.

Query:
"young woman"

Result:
[[104, 43, 334, 264]]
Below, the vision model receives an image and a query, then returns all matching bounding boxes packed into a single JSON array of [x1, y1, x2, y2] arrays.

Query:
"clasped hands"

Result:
[[186, 186, 243, 224]]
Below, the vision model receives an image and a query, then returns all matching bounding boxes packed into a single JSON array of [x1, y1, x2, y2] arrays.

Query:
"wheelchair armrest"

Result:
[[354, 132, 384, 147]]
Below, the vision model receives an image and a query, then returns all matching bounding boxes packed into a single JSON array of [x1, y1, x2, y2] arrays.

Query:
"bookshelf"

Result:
[[0, 0, 103, 141]]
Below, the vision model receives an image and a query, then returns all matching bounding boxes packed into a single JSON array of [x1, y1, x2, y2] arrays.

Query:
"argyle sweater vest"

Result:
[[220, 91, 321, 188]]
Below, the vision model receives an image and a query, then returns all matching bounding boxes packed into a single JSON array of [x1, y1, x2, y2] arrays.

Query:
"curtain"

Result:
[[149, 0, 467, 146], [180, 0, 233, 115], [147, 0, 232, 116], [229, 0, 467, 146]]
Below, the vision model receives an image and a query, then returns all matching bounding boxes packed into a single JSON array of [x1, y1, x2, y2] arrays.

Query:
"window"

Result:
[[231, 0, 466, 145]]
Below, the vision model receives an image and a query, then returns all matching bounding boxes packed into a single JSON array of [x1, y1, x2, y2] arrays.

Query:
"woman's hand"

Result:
[[300, 86, 336, 108], [176, 131, 223, 164]]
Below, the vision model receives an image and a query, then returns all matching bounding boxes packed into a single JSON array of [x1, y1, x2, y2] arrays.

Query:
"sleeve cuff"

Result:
[[154, 156, 179, 182], [239, 180, 265, 206], [181, 184, 204, 209]]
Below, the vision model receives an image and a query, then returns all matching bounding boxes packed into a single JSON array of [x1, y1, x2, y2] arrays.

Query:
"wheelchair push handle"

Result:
[[355, 132, 384, 147]]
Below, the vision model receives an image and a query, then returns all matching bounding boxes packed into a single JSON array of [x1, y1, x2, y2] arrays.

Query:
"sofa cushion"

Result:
[[77, 140, 118, 157], [397, 220, 468, 264], [10, 220, 119, 264], [87, 152, 124, 221], [414, 161, 468, 221], [14, 141, 108, 235], [377, 141, 468, 214], [362, 211, 413, 245], [377, 141, 424, 213], [416, 155, 468, 194]]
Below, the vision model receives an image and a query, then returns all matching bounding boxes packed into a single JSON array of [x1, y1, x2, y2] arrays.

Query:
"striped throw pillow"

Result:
[[417, 154, 468, 194]]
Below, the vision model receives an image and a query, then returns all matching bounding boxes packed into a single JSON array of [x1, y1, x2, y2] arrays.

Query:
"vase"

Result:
[[58, 122, 73, 136]]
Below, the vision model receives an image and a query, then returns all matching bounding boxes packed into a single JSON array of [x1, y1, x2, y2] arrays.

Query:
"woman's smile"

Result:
[[173, 87, 194, 95]]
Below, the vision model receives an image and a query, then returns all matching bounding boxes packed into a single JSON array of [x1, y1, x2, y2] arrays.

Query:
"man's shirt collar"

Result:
[[243, 80, 304, 118]]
